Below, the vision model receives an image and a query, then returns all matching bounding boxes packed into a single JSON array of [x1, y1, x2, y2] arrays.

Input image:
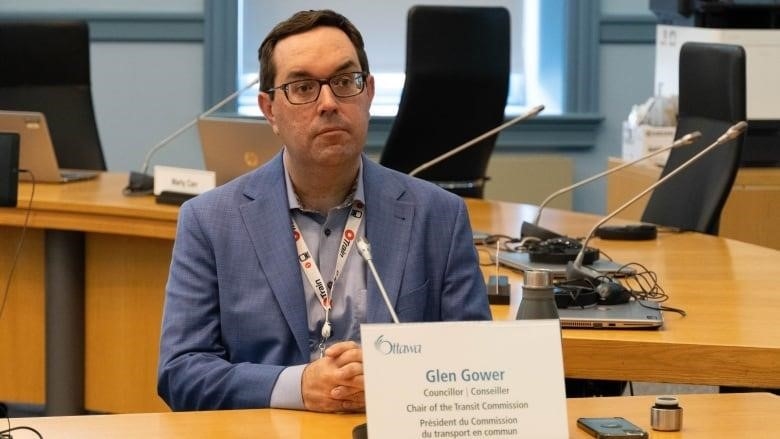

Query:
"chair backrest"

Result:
[[641, 42, 746, 235], [378, 6, 510, 198], [0, 21, 106, 170]]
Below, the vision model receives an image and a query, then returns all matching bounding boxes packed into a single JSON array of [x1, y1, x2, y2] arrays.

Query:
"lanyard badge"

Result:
[[292, 201, 365, 356]]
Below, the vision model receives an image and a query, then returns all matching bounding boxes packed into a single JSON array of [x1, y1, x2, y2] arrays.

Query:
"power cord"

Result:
[[0, 402, 41, 439], [618, 262, 687, 317], [0, 402, 8, 439], [0, 171, 38, 439], [0, 170, 35, 324], [0, 426, 44, 439]]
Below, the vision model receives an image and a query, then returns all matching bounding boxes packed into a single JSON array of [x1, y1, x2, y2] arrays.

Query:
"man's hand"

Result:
[[302, 340, 365, 413]]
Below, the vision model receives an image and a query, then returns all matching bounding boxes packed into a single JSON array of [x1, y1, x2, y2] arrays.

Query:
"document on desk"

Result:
[[361, 320, 568, 439]]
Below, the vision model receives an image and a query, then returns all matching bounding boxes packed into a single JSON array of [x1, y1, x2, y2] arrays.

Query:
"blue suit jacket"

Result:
[[157, 153, 490, 410]]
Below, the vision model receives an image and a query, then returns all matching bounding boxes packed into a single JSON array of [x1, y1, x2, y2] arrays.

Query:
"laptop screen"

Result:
[[198, 116, 283, 185]]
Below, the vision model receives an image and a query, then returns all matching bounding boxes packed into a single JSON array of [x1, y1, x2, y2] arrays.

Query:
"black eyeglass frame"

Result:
[[265, 71, 368, 105]]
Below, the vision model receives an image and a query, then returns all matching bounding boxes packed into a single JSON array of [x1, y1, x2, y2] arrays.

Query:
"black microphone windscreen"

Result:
[[124, 171, 154, 196]]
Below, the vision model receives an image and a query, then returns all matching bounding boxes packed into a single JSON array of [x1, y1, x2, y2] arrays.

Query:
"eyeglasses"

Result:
[[266, 72, 367, 105]]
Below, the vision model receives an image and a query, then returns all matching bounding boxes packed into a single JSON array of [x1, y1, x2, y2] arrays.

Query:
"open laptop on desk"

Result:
[[0, 110, 99, 183], [198, 116, 283, 186]]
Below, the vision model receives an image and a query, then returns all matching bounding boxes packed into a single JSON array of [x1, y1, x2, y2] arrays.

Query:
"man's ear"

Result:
[[258, 92, 280, 135]]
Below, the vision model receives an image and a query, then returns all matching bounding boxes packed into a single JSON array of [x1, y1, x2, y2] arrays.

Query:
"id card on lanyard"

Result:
[[292, 200, 365, 357]]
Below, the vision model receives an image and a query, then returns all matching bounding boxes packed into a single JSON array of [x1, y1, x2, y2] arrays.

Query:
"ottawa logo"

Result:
[[374, 335, 422, 355]]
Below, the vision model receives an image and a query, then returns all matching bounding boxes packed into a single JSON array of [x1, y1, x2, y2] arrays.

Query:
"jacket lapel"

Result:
[[240, 153, 310, 360], [362, 158, 415, 323]]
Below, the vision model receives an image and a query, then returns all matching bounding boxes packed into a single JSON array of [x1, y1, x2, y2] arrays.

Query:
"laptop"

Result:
[[197, 116, 283, 186], [557, 299, 664, 329], [493, 251, 635, 278], [0, 110, 100, 183]]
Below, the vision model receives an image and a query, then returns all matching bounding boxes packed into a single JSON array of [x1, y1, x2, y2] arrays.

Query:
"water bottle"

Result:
[[516, 270, 559, 320]]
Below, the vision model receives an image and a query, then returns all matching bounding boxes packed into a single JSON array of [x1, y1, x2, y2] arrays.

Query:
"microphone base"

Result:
[[124, 171, 154, 196], [352, 422, 368, 439], [595, 224, 657, 240], [526, 236, 600, 265], [155, 191, 196, 206], [486, 275, 510, 304], [528, 245, 600, 265], [520, 221, 563, 241]]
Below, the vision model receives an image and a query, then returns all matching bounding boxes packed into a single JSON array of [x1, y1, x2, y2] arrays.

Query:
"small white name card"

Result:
[[361, 320, 568, 439], [153, 165, 216, 196]]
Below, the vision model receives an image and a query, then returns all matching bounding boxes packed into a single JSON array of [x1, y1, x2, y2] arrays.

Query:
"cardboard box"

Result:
[[621, 122, 676, 166]]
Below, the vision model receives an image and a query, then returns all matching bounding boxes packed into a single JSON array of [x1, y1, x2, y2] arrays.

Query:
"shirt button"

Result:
[[324, 228, 332, 236]]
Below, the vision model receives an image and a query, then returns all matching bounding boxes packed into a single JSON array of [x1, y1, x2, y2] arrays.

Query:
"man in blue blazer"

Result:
[[157, 9, 490, 413]]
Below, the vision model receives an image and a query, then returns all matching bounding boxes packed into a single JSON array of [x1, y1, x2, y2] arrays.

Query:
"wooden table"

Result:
[[1, 173, 779, 414], [474, 199, 780, 389], [6, 393, 779, 438]]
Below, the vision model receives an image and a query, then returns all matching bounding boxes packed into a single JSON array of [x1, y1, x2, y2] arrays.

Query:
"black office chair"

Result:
[[378, 6, 510, 198], [0, 21, 107, 171], [640, 42, 746, 235]]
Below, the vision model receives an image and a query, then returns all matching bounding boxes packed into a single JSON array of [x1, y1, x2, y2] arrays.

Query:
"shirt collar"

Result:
[[284, 149, 365, 213]]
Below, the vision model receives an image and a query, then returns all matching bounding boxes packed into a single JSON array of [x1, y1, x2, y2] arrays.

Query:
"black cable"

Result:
[[0, 402, 9, 439], [0, 172, 37, 439], [0, 425, 44, 439], [615, 262, 687, 317], [0, 170, 35, 324], [655, 303, 687, 317], [0, 174, 46, 439]]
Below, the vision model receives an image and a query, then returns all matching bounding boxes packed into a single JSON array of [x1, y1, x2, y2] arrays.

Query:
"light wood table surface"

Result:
[[472, 198, 780, 389], [5, 393, 778, 438], [1, 173, 779, 414]]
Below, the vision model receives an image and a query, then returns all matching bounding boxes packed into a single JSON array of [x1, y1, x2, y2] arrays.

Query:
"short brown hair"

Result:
[[258, 9, 370, 94]]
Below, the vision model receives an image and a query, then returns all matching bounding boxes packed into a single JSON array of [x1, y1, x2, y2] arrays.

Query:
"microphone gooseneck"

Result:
[[566, 121, 747, 282], [357, 237, 400, 324], [140, 77, 261, 176], [408, 104, 545, 177], [532, 130, 702, 226], [123, 77, 260, 195]]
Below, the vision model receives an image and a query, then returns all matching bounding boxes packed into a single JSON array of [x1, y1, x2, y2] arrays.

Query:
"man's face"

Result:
[[259, 26, 374, 170]]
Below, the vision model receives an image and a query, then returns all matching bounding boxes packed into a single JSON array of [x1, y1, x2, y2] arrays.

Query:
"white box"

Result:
[[621, 122, 676, 166], [655, 24, 780, 120]]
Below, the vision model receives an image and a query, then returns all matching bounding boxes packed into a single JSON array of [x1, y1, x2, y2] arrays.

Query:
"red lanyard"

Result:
[[291, 201, 365, 355]]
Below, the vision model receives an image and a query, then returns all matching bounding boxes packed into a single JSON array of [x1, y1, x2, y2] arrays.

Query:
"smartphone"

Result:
[[576, 417, 648, 439]]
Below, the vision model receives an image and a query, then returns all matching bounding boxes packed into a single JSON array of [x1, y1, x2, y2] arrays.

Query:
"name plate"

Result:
[[153, 165, 216, 196], [361, 320, 568, 438]]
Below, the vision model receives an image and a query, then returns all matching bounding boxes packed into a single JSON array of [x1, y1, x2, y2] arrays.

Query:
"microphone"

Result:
[[519, 130, 702, 264], [356, 237, 400, 324], [123, 77, 260, 195], [354, 236, 400, 439], [566, 121, 748, 283], [530, 130, 702, 227], [407, 104, 545, 177]]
